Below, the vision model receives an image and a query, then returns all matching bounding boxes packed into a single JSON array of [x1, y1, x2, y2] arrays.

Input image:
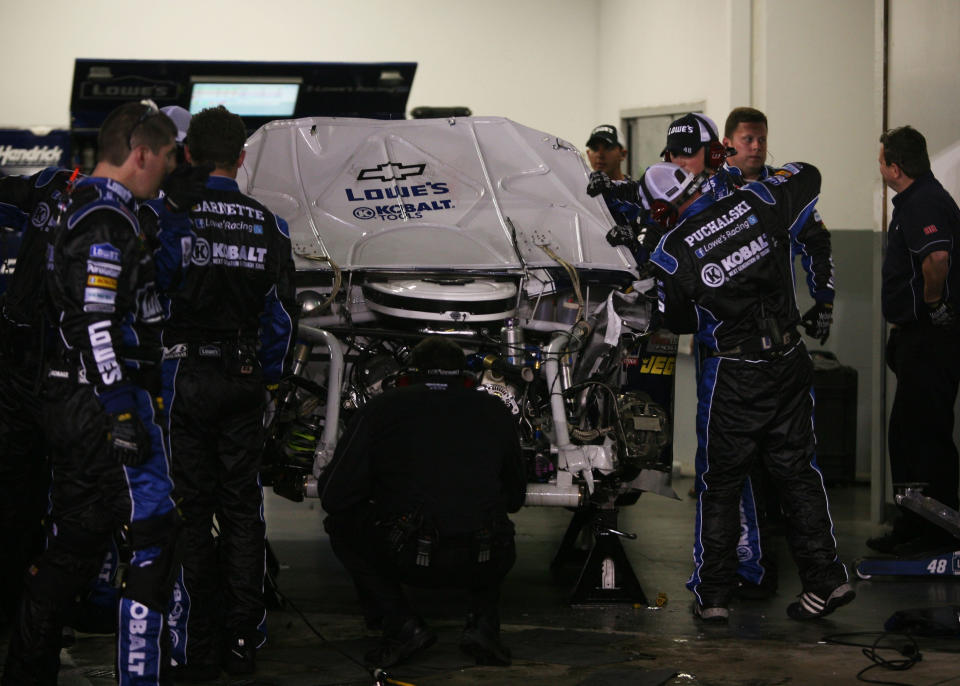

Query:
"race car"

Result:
[[238, 115, 677, 517]]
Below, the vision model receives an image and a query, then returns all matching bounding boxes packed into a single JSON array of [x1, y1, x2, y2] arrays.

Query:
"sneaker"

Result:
[[459, 613, 511, 666], [866, 530, 917, 554], [692, 603, 729, 624], [787, 583, 855, 620], [364, 617, 437, 668], [221, 635, 255, 675], [892, 531, 958, 558]]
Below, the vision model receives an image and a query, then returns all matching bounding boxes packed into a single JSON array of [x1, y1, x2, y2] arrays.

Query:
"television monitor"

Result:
[[188, 81, 300, 117]]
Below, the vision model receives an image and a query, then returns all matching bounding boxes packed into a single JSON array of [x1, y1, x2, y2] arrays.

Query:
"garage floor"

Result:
[[3, 475, 960, 686]]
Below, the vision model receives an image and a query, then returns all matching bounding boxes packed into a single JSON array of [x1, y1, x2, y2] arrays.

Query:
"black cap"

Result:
[[660, 113, 719, 157], [586, 124, 624, 149]]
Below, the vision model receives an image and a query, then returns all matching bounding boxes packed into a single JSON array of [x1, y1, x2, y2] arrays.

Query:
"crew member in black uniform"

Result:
[[642, 160, 852, 623], [156, 105, 297, 679], [873, 125, 960, 555], [0, 167, 76, 629], [319, 337, 526, 669], [2, 100, 197, 686]]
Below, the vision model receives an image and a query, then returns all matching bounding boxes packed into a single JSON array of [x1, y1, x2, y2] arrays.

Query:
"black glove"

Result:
[[162, 163, 213, 213], [800, 301, 833, 344], [636, 221, 664, 253], [107, 409, 152, 467], [927, 299, 958, 328], [605, 224, 639, 250], [587, 171, 614, 197]]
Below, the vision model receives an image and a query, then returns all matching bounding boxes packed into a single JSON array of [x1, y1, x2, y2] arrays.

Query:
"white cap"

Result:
[[638, 162, 699, 207], [160, 105, 191, 145]]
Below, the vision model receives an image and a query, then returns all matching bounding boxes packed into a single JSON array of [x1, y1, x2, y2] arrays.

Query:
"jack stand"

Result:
[[559, 505, 647, 605], [856, 485, 960, 579]]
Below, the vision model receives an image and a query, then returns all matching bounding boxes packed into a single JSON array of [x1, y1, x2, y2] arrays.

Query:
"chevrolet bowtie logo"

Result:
[[357, 162, 426, 182]]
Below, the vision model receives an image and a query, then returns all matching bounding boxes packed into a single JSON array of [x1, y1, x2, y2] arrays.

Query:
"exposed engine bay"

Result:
[[240, 116, 677, 516]]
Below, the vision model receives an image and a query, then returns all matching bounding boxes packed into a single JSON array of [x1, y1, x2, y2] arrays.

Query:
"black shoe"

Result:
[[867, 530, 917, 554], [692, 602, 729, 624], [222, 635, 256, 676], [364, 617, 437, 668], [459, 613, 511, 666], [892, 531, 958, 558], [170, 662, 220, 682], [787, 583, 855, 620]]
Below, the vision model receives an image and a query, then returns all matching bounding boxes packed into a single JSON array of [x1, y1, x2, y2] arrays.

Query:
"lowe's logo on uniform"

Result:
[[90, 243, 121, 262], [684, 200, 753, 247], [720, 233, 771, 276]]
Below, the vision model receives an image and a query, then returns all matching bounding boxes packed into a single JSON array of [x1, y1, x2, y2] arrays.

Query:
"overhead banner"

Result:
[[0, 129, 71, 177]]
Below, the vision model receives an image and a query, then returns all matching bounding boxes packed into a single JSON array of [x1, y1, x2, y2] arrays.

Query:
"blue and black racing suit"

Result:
[[649, 162, 847, 609], [3, 176, 186, 686]]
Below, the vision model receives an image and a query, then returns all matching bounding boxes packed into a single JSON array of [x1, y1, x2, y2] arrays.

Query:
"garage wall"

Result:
[[0, 0, 601, 147]]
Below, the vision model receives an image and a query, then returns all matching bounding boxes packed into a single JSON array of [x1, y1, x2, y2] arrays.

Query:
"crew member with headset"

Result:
[[640, 160, 851, 623]]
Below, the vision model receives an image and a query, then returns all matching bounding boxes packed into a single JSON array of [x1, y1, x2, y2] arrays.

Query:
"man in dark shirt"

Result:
[[644, 161, 852, 623], [872, 125, 960, 555], [154, 105, 297, 679], [320, 337, 525, 668], [0, 167, 76, 628]]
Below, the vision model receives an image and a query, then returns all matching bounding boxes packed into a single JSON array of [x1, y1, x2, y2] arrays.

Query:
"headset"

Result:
[[639, 170, 709, 231]]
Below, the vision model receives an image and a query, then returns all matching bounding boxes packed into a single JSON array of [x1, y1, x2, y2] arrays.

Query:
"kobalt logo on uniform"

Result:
[[719, 234, 771, 277], [701, 263, 726, 287], [191, 238, 267, 269]]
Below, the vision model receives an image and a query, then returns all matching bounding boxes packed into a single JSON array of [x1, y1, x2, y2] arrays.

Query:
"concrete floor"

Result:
[[4, 474, 960, 686]]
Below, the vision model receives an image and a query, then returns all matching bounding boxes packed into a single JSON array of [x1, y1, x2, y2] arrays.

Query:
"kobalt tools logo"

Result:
[[701, 263, 726, 287], [719, 234, 771, 277], [0, 145, 63, 166], [346, 179, 455, 222], [357, 162, 426, 182]]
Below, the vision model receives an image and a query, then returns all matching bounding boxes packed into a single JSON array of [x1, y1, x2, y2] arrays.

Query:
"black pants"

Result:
[[161, 356, 267, 666], [687, 346, 848, 607], [327, 512, 515, 633], [3, 382, 178, 686], [0, 353, 47, 626], [887, 325, 960, 530]]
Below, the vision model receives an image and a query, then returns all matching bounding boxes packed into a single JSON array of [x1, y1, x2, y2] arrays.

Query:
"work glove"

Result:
[[587, 170, 614, 197], [161, 163, 213, 213], [927, 299, 958, 328], [99, 385, 152, 467], [605, 224, 639, 251], [800, 301, 833, 345]]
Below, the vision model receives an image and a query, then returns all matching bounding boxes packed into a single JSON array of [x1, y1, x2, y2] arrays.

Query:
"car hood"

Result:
[[238, 116, 636, 275]]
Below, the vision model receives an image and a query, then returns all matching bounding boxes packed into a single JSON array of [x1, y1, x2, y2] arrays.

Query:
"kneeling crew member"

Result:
[[320, 337, 526, 669]]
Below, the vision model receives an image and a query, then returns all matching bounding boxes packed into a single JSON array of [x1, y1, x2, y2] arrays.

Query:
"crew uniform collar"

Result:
[[679, 192, 716, 222], [205, 175, 239, 191], [75, 176, 137, 212], [892, 171, 936, 207]]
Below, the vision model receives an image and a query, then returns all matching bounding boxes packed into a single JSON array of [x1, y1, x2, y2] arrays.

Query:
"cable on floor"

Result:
[[273, 585, 417, 686], [822, 632, 922, 686]]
